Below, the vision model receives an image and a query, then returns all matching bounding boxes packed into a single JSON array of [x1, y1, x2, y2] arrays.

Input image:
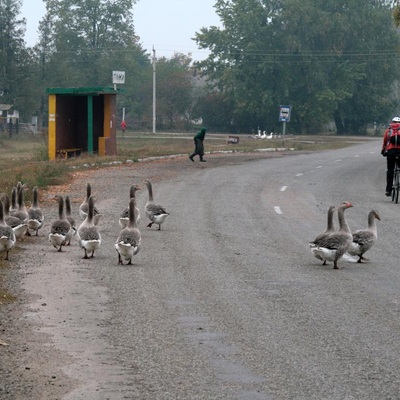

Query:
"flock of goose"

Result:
[[309, 202, 381, 269], [0, 179, 169, 265], [0, 180, 379, 269]]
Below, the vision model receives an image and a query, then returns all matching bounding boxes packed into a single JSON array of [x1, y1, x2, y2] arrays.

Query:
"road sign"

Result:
[[112, 71, 125, 84], [279, 105, 291, 122]]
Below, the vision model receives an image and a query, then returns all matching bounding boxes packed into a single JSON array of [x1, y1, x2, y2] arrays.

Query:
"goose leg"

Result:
[[117, 251, 123, 265], [333, 260, 344, 269], [358, 255, 368, 263], [147, 222, 153, 228], [83, 248, 89, 259]]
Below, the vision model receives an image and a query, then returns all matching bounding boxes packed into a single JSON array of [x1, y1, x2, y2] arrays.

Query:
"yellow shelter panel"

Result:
[[99, 136, 106, 156]]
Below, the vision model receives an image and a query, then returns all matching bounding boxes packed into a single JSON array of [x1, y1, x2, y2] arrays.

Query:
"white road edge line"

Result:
[[280, 186, 287, 192], [274, 206, 283, 214]]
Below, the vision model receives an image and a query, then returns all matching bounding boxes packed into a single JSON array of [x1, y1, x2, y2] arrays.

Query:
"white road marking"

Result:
[[354, 155, 359, 158], [280, 186, 287, 192], [316, 165, 322, 168], [334, 159, 342, 162], [296, 173, 303, 177], [274, 206, 283, 214]]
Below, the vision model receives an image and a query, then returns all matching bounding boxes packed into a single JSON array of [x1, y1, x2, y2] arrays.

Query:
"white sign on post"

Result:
[[112, 71, 125, 84]]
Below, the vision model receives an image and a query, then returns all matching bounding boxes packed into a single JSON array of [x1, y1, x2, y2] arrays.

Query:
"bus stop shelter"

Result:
[[46, 87, 122, 160]]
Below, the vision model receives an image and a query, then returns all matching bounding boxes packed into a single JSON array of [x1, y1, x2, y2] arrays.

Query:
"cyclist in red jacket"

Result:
[[382, 117, 400, 196]]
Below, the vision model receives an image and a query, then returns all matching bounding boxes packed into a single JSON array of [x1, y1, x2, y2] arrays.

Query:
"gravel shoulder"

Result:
[[0, 151, 288, 400]]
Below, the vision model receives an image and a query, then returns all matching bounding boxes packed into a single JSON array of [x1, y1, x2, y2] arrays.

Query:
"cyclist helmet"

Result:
[[392, 117, 400, 122]]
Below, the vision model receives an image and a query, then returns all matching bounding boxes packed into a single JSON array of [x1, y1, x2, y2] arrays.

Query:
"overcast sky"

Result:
[[20, 0, 221, 60]]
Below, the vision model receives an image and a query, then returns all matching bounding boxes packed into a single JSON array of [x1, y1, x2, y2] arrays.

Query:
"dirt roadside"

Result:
[[0, 150, 289, 400]]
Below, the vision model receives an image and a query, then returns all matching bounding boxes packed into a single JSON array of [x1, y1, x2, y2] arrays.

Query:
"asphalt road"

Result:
[[11, 139, 400, 399]]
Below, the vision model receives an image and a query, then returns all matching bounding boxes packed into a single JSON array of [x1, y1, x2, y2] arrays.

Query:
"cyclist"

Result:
[[382, 116, 400, 196]]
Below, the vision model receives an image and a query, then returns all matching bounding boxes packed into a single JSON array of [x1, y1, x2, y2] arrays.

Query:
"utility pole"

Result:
[[152, 47, 156, 134]]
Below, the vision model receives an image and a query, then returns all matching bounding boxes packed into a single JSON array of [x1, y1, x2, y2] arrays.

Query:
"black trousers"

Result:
[[386, 149, 400, 192], [192, 139, 204, 157]]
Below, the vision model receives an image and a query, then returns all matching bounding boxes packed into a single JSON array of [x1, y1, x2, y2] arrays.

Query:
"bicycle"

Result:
[[392, 156, 400, 203]]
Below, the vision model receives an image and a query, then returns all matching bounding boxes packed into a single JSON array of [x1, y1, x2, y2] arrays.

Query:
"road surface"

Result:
[[2, 139, 400, 399]]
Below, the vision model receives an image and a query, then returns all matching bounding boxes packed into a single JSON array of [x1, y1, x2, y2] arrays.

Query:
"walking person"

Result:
[[121, 120, 127, 136], [381, 117, 400, 196], [189, 127, 207, 162]]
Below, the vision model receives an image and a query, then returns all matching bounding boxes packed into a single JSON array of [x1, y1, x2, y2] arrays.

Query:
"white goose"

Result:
[[0, 198, 16, 261], [119, 184, 141, 229], [79, 183, 102, 225], [115, 197, 141, 265], [77, 195, 101, 259], [49, 195, 72, 252], [27, 186, 44, 236], [143, 179, 169, 230], [0, 193, 28, 241], [309, 205, 336, 265], [310, 201, 353, 269], [348, 210, 380, 263]]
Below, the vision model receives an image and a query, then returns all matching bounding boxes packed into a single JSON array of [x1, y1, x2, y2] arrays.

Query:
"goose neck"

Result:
[[338, 206, 351, 233]]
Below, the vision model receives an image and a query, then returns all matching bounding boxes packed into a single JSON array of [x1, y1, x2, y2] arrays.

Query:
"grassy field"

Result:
[[0, 130, 375, 202]]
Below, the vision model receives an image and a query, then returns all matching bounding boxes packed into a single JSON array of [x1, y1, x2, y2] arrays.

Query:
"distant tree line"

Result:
[[1, 0, 400, 134]]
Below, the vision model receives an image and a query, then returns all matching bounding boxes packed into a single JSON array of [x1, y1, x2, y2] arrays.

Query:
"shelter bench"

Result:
[[57, 148, 82, 159]]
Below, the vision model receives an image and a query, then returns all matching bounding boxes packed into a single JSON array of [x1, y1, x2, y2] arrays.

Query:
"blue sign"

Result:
[[279, 105, 291, 122]]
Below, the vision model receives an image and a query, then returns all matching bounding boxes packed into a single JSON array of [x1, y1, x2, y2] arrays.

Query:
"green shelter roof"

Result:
[[46, 86, 124, 95]]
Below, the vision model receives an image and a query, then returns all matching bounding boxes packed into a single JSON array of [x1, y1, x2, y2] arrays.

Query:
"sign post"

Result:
[[279, 105, 291, 139]]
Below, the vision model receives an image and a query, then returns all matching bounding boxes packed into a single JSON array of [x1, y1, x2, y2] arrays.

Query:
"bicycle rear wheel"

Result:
[[392, 172, 396, 201], [396, 170, 400, 204]]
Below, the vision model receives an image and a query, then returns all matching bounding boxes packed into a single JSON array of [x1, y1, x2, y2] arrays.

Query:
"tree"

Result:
[[195, 0, 400, 134], [0, 0, 36, 122], [38, 0, 147, 87], [153, 54, 195, 130], [34, 0, 151, 129]]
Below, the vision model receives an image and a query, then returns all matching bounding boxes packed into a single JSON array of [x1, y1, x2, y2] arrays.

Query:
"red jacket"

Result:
[[382, 122, 400, 152]]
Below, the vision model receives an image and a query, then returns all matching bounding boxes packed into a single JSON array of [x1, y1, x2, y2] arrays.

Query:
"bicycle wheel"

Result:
[[392, 172, 396, 201], [396, 170, 400, 204]]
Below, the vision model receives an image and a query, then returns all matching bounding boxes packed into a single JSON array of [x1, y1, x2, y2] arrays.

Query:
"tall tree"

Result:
[[195, 0, 400, 134], [38, 0, 147, 87], [35, 0, 151, 129], [0, 0, 34, 120], [155, 53, 195, 130]]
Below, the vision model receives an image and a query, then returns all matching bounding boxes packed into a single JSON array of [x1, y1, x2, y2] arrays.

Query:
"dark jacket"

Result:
[[194, 128, 207, 141]]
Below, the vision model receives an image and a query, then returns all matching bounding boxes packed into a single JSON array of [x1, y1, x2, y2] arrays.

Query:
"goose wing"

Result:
[[316, 232, 351, 250], [146, 202, 168, 216]]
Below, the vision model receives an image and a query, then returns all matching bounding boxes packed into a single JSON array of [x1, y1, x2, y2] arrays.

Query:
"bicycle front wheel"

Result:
[[392, 173, 396, 202], [396, 170, 400, 204]]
